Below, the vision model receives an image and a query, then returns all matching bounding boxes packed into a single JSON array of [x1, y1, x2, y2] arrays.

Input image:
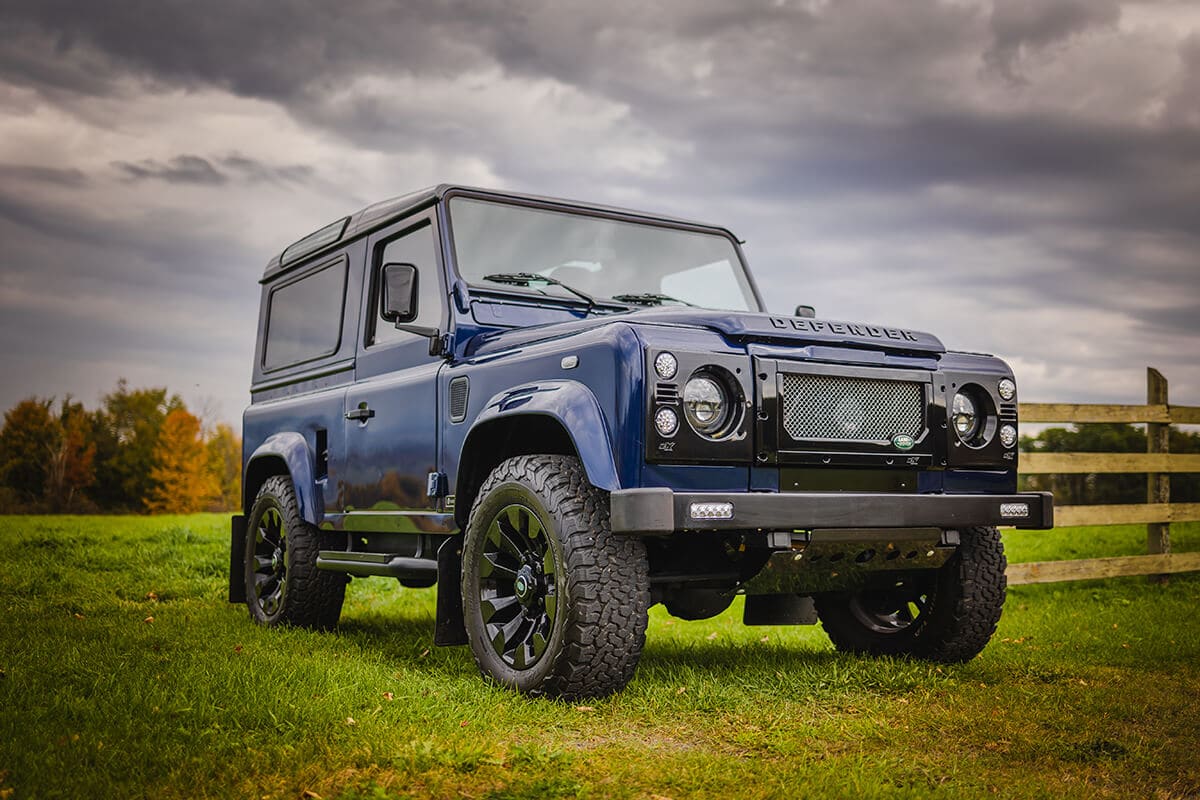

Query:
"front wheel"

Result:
[[814, 526, 1007, 663], [461, 455, 650, 699]]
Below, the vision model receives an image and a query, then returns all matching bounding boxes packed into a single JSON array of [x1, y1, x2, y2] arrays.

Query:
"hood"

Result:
[[465, 305, 945, 357]]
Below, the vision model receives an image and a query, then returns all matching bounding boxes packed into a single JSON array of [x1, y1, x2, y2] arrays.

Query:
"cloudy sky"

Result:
[[1, 0, 1198, 425]]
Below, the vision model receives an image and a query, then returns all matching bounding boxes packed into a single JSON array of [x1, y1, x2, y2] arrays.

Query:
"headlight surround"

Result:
[[683, 375, 728, 435], [951, 385, 997, 447]]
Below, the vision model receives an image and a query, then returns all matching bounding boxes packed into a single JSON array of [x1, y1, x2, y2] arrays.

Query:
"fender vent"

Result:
[[449, 376, 469, 423]]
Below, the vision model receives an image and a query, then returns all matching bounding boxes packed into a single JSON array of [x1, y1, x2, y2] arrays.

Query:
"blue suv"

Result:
[[230, 185, 1052, 699]]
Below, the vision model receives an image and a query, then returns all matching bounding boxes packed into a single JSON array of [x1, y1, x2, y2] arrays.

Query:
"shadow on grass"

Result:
[[326, 604, 940, 697]]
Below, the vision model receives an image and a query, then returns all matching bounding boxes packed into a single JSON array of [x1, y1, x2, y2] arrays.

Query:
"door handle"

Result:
[[345, 404, 375, 422]]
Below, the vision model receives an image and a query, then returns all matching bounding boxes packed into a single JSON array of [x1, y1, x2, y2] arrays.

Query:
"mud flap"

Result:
[[435, 537, 468, 646], [229, 515, 247, 604], [743, 594, 818, 626]]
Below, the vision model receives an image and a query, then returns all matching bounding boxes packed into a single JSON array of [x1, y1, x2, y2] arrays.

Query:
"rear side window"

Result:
[[263, 259, 347, 370]]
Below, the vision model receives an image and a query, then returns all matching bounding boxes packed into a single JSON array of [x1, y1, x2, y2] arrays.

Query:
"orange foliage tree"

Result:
[[147, 408, 218, 513]]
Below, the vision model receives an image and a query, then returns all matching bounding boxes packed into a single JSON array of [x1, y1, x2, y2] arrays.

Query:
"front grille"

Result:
[[781, 373, 923, 442]]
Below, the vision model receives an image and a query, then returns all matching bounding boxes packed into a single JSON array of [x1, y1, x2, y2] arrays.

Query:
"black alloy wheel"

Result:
[[844, 579, 934, 635], [250, 504, 289, 617], [477, 503, 559, 670], [814, 526, 1007, 663]]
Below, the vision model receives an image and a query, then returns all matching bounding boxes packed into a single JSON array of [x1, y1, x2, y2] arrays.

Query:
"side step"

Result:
[[316, 550, 439, 580]]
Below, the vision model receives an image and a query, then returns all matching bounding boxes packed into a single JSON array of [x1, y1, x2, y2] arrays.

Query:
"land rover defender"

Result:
[[230, 185, 1052, 699]]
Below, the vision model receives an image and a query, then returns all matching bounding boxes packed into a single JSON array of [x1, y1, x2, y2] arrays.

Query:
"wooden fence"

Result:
[[1006, 367, 1200, 585]]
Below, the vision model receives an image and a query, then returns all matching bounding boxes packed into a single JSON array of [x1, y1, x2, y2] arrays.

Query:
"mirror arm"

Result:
[[393, 321, 450, 358]]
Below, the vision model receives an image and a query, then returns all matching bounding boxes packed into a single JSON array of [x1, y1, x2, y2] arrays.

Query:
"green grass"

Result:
[[1, 515, 1198, 800]]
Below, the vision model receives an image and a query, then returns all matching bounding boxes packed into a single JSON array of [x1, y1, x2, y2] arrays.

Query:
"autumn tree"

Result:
[[91, 380, 182, 510], [0, 398, 57, 504], [146, 408, 218, 514], [43, 398, 95, 511], [205, 423, 242, 512]]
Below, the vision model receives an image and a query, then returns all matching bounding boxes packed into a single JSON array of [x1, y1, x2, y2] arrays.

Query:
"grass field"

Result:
[[1, 515, 1198, 800]]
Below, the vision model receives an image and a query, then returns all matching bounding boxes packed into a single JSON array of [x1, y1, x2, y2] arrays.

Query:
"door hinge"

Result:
[[426, 471, 449, 498]]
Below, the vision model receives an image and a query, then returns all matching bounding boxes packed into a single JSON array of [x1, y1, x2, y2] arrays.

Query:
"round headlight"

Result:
[[951, 391, 979, 441], [657, 407, 676, 438], [683, 375, 728, 434], [998, 378, 1016, 401], [654, 407, 679, 436], [999, 424, 1017, 448], [654, 352, 678, 380]]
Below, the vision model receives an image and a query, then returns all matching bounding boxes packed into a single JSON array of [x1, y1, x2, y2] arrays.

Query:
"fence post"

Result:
[[1147, 367, 1170, 583]]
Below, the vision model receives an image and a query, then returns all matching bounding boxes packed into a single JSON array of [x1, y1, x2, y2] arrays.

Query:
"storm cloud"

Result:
[[1, 0, 1198, 421]]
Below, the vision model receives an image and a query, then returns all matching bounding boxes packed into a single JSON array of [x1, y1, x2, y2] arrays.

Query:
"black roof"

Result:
[[262, 184, 730, 281]]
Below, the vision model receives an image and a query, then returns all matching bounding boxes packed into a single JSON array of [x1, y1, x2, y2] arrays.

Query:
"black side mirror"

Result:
[[794, 304, 816, 318], [381, 263, 418, 323]]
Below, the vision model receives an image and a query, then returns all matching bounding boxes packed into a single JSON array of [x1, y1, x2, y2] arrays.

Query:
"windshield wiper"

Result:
[[610, 293, 695, 307], [482, 272, 599, 310]]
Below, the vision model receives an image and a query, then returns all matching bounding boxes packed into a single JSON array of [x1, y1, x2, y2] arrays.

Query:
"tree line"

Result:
[[1020, 423, 1200, 505], [0, 380, 240, 514]]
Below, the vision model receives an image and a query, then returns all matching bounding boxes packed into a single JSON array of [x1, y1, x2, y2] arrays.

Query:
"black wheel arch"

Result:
[[453, 414, 580, 531]]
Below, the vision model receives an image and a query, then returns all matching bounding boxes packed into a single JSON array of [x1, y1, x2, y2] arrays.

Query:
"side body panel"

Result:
[[242, 240, 367, 519], [439, 322, 645, 506]]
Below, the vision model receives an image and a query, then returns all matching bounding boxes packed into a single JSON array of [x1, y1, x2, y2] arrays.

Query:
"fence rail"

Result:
[[1008, 367, 1198, 586], [1019, 403, 1200, 425]]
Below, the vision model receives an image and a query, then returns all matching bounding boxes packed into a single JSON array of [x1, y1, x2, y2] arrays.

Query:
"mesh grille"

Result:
[[448, 376, 469, 423], [781, 374, 923, 442]]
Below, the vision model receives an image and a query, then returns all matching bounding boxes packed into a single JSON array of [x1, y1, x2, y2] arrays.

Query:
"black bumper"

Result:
[[609, 489, 1054, 534]]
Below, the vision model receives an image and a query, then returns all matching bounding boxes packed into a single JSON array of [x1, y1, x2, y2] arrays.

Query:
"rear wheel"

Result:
[[244, 475, 345, 630], [461, 455, 650, 699], [814, 526, 1006, 662]]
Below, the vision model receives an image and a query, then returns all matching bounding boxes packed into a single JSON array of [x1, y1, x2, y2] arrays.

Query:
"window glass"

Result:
[[371, 221, 444, 347], [263, 260, 346, 369], [449, 198, 758, 312]]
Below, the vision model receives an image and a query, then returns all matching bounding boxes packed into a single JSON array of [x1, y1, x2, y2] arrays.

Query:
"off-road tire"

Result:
[[814, 526, 1006, 663], [244, 475, 346, 630], [462, 455, 650, 699]]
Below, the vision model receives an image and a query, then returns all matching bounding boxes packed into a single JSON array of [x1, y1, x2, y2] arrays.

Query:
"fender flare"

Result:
[[463, 380, 621, 492], [244, 432, 323, 525]]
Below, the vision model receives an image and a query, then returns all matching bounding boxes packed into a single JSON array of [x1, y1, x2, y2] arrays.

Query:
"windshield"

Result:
[[448, 198, 760, 312]]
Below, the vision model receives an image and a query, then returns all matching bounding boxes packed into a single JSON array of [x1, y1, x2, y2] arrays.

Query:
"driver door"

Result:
[[340, 211, 450, 532]]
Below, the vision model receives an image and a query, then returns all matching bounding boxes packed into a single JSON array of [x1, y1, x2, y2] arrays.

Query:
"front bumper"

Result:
[[610, 489, 1053, 534]]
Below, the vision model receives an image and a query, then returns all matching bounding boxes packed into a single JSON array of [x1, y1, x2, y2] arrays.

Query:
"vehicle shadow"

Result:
[[328, 606, 891, 689]]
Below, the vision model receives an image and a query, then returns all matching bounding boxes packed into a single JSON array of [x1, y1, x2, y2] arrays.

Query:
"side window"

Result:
[[370, 221, 444, 347], [263, 259, 347, 370]]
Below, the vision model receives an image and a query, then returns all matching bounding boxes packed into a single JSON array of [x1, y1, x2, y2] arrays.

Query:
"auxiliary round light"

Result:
[[951, 390, 980, 441], [654, 407, 679, 436], [998, 378, 1016, 401], [999, 424, 1017, 448], [683, 375, 728, 434], [654, 352, 678, 380]]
